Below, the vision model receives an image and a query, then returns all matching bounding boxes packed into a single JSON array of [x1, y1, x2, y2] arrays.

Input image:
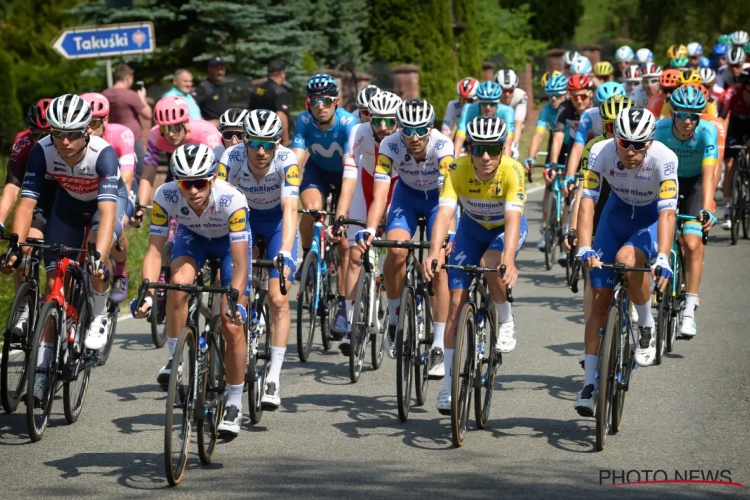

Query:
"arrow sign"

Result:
[[50, 22, 155, 60]]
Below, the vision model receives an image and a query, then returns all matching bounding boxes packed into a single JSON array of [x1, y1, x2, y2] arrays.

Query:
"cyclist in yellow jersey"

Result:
[[423, 116, 528, 412]]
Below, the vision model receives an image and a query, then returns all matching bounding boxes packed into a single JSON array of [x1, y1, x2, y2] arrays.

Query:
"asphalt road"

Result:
[[1, 187, 749, 499]]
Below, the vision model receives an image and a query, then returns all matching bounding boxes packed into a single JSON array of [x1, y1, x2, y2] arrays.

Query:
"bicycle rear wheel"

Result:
[[655, 283, 670, 365], [415, 290, 432, 407], [296, 251, 318, 362], [731, 170, 742, 245], [544, 195, 557, 271], [474, 306, 498, 430], [395, 286, 415, 422], [595, 303, 619, 451], [741, 172, 750, 239], [2, 281, 36, 413], [151, 267, 170, 348], [451, 302, 475, 448], [249, 292, 270, 423], [164, 326, 196, 487], [199, 317, 224, 464], [612, 319, 632, 434], [63, 303, 91, 425], [26, 301, 60, 442], [370, 274, 386, 370], [322, 249, 340, 351], [349, 270, 370, 384]]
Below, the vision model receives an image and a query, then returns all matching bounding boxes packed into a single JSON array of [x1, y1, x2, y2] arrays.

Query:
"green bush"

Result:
[[0, 53, 23, 153]]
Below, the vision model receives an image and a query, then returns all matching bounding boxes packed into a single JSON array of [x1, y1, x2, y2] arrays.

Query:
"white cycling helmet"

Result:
[[570, 56, 592, 75], [731, 30, 749, 47], [641, 62, 662, 77], [494, 69, 519, 90], [686, 42, 703, 57], [727, 46, 746, 65], [356, 85, 380, 109], [242, 109, 283, 139], [614, 107, 656, 143], [635, 48, 654, 64], [170, 143, 217, 179], [562, 50, 580, 66], [466, 116, 508, 143], [368, 91, 401, 116], [396, 98, 435, 128], [219, 108, 248, 130], [47, 94, 92, 130], [615, 45, 634, 62], [698, 67, 717, 85]]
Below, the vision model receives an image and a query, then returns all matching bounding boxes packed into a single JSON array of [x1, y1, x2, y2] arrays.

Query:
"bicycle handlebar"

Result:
[[298, 209, 336, 220], [500, 264, 514, 303], [135, 278, 237, 317], [427, 260, 438, 297], [677, 213, 709, 246]]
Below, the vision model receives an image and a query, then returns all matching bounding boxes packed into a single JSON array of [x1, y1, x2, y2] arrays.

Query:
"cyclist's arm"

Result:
[[0, 183, 20, 229], [137, 132, 161, 206], [94, 146, 121, 263], [142, 234, 167, 295], [292, 148, 309, 171], [656, 154, 679, 254], [501, 162, 525, 264], [118, 128, 137, 192], [227, 207, 250, 295], [512, 94, 527, 147], [291, 113, 309, 170], [527, 122, 548, 163], [569, 182, 585, 232], [549, 131, 565, 164], [336, 133, 359, 220], [430, 165, 458, 257], [453, 104, 471, 153], [578, 147, 605, 248], [280, 159, 300, 254], [565, 143, 584, 178], [701, 128, 719, 212], [13, 144, 45, 242]]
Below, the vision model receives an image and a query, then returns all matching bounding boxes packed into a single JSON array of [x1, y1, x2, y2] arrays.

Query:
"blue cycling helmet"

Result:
[[670, 85, 707, 112], [545, 75, 568, 94], [713, 43, 728, 57], [595, 82, 625, 105], [306, 73, 339, 96], [475, 81, 503, 102], [699, 56, 711, 68]]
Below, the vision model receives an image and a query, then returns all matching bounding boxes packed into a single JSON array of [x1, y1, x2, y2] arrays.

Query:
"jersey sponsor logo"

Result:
[[517, 192, 525, 201], [339, 116, 355, 126], [219, 193, 234, 207], [217, 163, 228, 180], [229, 209, 247, 232], [162, 189, 178, 204], [449, 161, 458, 171], [181, 206, 190, 215], [663, 162, 676, 176], [152, 203, 168, 225], [310, 142, 343, 158], [468, 188, 481, 194], [435, 139, 447, 150], [353, 135, 364, 151], [285, 165, 301, 186], [388, 141, 399, 155], [453, 251, 468, 266], [375, 154, 393, 176], [277, 151, 289, 162], [584, 171, 600, 189], [659, 180, 677, 199], [228, 148, 245, 163], [230, 234, 246, 242]]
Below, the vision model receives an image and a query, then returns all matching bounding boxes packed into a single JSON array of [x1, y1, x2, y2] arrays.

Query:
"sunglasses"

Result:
[[401, 126, 430, 138], [247, 139, 279, 151], [222, 130, 245, 141], [358, 108, 371, 117], [31, 130, 49, 141], [674, 111, 701, 122], [616, 137, 650, 151], [471, 144, 502, 156], [548, 93, 566, 99], [177, 178, 210, 191], [459, 98, 476, 105], [89, 118, 104, 130], [160, 123, 186, 135], [502, 89, 515, 94], [730, 64, 744, 69], [371, 117, 396, 127], [571, 93, 590, 102], [603, 121, 614, 134], [309, 96, 336, 107], [644, 78, 660, 85], [51, 129, 86, 140], [478, 101, 498, 107]]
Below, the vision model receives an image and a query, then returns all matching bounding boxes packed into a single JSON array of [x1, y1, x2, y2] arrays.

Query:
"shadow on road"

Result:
[[43, 452, 174, 490], [513, 295, 581, 314], [496, 373, 581, 402], [545, 341, 585, 361], [107, 384, 166, 403], [111, 413, 164, 435], [489, 416, 595, 453], [111, 331, 160, 353]]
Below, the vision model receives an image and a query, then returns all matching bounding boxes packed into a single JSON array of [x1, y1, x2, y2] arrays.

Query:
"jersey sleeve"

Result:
[[217, 147, 231, 181], [502, 106, 515, 133], [20, 143, 46, 201], [227, 199, 250, 243], [513, 90, 528, 122], [144, 127, 162, 169], [700, 123, 719, 168], [281, 153, 301, 199], [343, 125, 360, 180], [575, 111, 593, 145], [656, 150, 679, 213], [581, 141, 607, 203], [554, 105, 568, 133], [504, 161, 526, 212], [535, 104, 552, 133], [149, 185, 172, 237], [341, 113, 359, 155], [291, 113, 308, 150], [116, 127, 136, 173], [436, 139, 456, 180], [374, 137, 395, 184], [95, 145, 121, 203], [6, 132, 32, 187], [442, 101, 457, 135], [438, 161, 459, 209], [455, 103, 472, 137]]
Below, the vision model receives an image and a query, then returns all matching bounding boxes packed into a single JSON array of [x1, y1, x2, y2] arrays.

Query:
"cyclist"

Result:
[[423, 115, 527, 411], [668, 44, 688, 60], [334, 91, 402, 352], [352, 84, 380, 123], [218, 110, 298, 407], [0, 99, 53, 337], [623, 65, 642, 98], [132, 144, 251, 436], [562, 51, 580, 76], [687, 42, 704, 69], [635, 48, 654, 68], [712, 47, 749, 101], [442, 77, 479, 138], [569, 56, 593, 77], [291, 74, 358, 327], [710, 43, 728, 71], [615, 45, 635, 82], [593, 61, 615, 87], [630, 63, 662, 109], [660, 70, 710, 118], [454, 81, 514, 157], [80, 92, 136, 304], [135, 96, 222, 215], [654, 86, 718, 336], [699, 68, 720, 116], [719, 68, 750, 230], [215, 107, 249, 161], [495, 69, 528, 160], [8, 94, 129, 399], [659, 69, 682, 115], [367, 99, 454, 374], [574, 107, 678, 415]]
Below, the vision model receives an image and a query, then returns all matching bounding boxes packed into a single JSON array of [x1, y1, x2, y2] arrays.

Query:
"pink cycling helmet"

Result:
[[79, 92, 110, 118], [154, 96, 189, 126]]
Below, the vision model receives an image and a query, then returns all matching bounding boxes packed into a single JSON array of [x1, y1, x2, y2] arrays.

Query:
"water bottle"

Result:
[[368, 247, 378, 273], [477, 312, 485, 331], [415, 295, 424, 340], [198, 335, 208, 375], [248, 308, 260, 337]]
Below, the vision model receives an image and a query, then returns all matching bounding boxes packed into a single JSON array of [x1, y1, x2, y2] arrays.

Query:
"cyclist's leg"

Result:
[[678, 175, 705, 334], [383, 184, 418, 326], [343, 182, 369, 326], [299, 161, 326, 254], [110, 186, 134, 303], [426, 201, 453, 351]]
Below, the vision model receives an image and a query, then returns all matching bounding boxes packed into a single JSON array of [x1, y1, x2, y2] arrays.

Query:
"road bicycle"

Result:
[[728, 144, 749, 245]]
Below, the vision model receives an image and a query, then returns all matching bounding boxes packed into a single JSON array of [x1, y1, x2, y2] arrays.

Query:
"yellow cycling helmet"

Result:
[[677, 69, 703, 85], [667, 44, 688, 59], [540, 70, 563, 87], [599, 94, 635, 121], [593, 61, 614, 77]]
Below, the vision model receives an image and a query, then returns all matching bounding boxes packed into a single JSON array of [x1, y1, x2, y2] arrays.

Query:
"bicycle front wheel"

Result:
[[667, 257, 684, 353], [323, 248, 340, 351], [63, 303, 91, 425], [164, 325, 196, 486], [595, 304, 619, 451], [731, 170, 742, 245], [249, 292, 270, 424], [474, 306, 498, 430], [198, 317, 224, 464], [544, 194, 557, 270], [349, 270, 370, 384], [451, 302, 475, 448], [370, 274, 387, 370], [296, 251, 318, 362], [26, 301, 60, 442], [151, 267, 170, 348], [655, 283, 670, 365], [395, 286, 415, 422], [2, 281, 36, 413]]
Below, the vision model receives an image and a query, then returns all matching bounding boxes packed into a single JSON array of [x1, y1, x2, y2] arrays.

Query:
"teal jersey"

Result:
[[456, 102, 515, 136], [536, 102, 558, 131], [653, 118, 719, 178]]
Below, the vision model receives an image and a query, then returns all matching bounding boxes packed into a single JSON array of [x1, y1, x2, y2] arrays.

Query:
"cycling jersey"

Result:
[[438, 155, 525, 229], [214, 144, 227, 163], [535, 102, 558, 133], [102, 123, 136, 174], [506, 88, 528, 123], [6, 130, 36, 187], [712, 64, 750, 100], [151, 180, 249, 242], [719, 86, 750, 120], [442, 99, 464, 136], [647, 93, 667, 117], [22, 135, 121, 204], [574, 108, 603, 145], [374, 129, 455, 198], [580, 134, 611, 232], [653, 119, 718, 177], [292, 108, 359, 173], [554, 100, 586, 145], [455, 102, 515, 139], [700, 113, 726, 161], [144, 119, 222, 170], [218, 143, 300, 218], [629, 85, 648, 106]]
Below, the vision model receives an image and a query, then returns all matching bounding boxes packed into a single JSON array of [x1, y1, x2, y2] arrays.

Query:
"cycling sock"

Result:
[[683, 294, 698, 318], [346, 300, 354, 323], [443, 348, 454, 389], [17, 301, 29, 321], [167, 337, 178, 360], [37, 342, 54, 369], [388, 298, 400, 325], [432, 322, 446, 350], [724, 198, 731, 218], [633, 301, 654, 328], [584, 354, 598, 389], [114, 260, 127, 277], [226, 383, 244, 411], [91, 288, 109, 317], [267, 346, 286, 386], [495, 301, 512, 324]]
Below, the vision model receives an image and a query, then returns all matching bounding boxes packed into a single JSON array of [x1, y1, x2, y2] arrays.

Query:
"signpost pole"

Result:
[[106, 59, 113, 88]]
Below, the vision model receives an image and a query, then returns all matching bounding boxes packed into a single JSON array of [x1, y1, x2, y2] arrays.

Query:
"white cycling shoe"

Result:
[[635, 327, 656, 366], [679, 316, 697, 337], [436, 386, 451, 414], [496, 322, 517, 353], [84, 313, 109, 350]]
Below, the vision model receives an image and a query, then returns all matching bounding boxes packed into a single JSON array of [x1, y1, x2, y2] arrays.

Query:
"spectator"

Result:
[[163, 69, 201, 119], [248, 59, 291, 145], [102, 63, 152, 181], [195, 56, 228, 127]]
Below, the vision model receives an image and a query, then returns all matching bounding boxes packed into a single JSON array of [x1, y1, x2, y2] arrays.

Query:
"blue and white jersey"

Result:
[[575, 108, 604, 145], [292, 108, 359, 173]]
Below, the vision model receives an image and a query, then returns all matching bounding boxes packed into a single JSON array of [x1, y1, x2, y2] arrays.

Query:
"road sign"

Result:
[[50, 22, 155, 60]]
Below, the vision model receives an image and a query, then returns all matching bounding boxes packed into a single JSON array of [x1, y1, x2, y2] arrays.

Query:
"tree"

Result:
[[455, 0, 481, 78], [501, 0, 583, 48], [0, 50, 23, 152]]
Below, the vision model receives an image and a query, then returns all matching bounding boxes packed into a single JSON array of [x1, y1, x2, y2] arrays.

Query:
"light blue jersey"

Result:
[[653, 118, 718, 178], [292, 108, 359, 173], [456, 102, 515, 138]]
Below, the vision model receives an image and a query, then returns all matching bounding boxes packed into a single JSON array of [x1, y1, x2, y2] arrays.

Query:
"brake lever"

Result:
[[427, 259, 438, 297], [500, 264, 514, 303], [276, 253, 288, 296]]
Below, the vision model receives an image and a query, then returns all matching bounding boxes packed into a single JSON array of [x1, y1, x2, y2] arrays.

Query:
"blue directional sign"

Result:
[[51, 22, 155, 60]]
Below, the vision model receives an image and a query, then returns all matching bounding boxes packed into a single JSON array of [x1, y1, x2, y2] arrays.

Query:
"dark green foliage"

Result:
[[455, 0, 481, 78], [501, 0, 584, 48], [0, 51, 23, 151]]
